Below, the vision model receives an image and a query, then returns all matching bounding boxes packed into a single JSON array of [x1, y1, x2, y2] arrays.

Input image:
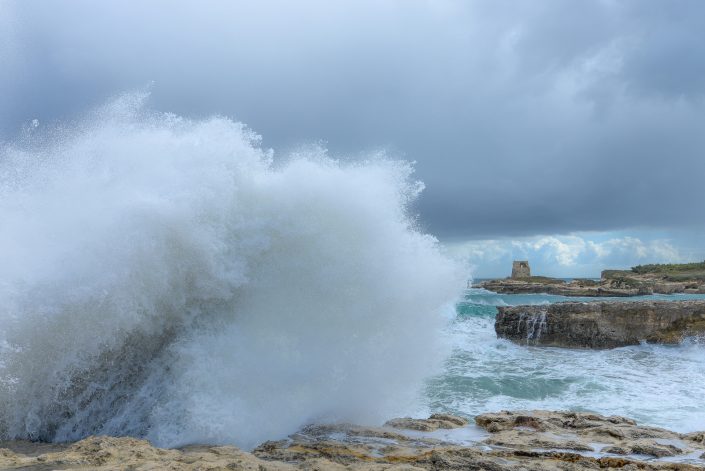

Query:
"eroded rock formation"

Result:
[[495, 300, 705, 348]]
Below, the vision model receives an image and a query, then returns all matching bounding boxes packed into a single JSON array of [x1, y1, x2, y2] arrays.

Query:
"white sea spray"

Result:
[[0, 93, 464, 449]]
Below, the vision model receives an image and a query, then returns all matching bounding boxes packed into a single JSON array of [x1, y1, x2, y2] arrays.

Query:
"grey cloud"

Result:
[[1, 0, 704, 239]]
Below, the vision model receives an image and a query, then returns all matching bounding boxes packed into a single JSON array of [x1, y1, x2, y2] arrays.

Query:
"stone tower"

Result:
[[511, 260, 530, 279]]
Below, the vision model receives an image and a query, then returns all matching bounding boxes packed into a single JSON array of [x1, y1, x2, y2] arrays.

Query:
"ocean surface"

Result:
[[424, 288, 705, 433]]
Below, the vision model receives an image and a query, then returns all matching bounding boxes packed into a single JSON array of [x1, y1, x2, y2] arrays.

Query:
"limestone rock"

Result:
[[0, 435, 295, 470], [495, 300, 705, 348], [477, 278, 642, 297], [2, 411, 704, 470], [653, 282, 687, 294], [384, 413, 469, 431], [475, 410, 703, 461]]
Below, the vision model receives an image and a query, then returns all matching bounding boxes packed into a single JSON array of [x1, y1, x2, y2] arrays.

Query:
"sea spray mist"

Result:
[[0, 93, 464, 449]]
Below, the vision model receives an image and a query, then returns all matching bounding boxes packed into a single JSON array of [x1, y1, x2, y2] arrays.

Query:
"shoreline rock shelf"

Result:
[[495, 299, 705, 348], [2, 411, 704, 469]]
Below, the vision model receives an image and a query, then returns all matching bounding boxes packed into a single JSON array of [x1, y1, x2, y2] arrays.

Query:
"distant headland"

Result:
[[474, 260, 705, 297]]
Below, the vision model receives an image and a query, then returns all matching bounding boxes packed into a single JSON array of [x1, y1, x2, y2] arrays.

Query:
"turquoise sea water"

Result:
[[424, 289, 705, 432]]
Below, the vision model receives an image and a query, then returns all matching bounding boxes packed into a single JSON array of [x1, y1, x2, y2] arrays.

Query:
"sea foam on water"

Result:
[[0, 93, 463, 449]]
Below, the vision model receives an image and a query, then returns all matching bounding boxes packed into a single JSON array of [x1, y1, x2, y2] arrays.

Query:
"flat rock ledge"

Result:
[[478, 278, 644, 297], [476, 268, 705, 297], [2, 411, 704, 470], [384, 413, 470, 431], [496, 299, 705, 348]]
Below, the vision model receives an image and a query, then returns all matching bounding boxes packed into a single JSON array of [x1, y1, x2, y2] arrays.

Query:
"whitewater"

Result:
[[0, 94, 464, 449], [424, 289, 705, 434]]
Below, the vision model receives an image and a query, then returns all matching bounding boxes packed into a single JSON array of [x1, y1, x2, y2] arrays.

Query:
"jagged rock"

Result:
[[687, 431, 705, 444], [474, 411, 702, 461], [0, 435, 296, 470], [653, 282, 686, 294], [495, 300, 705, 348], [384, 413, 468, 431]]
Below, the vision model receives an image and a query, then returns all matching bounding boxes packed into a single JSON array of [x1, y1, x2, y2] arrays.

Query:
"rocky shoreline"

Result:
[[2, 411, 704, 470], [495, 299, 705, 348]]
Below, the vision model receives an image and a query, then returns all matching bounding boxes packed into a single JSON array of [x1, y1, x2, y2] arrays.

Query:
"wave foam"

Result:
[[0, 94, 463, 448]]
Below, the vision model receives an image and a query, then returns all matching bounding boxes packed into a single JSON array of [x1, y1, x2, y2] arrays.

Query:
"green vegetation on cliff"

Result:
[[631, 261, 705, 274], [603, 261, 705, 283]]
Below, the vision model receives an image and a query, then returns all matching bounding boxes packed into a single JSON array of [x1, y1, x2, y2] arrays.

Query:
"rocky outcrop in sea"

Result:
[[495, 299, 705, 348]]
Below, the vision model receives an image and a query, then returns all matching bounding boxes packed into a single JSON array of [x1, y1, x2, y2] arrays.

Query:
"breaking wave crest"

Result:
[[0, 94, 462, 448]]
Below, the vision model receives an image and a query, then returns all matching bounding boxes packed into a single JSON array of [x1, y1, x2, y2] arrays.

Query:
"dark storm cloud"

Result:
[[1, 0, 704, 238]]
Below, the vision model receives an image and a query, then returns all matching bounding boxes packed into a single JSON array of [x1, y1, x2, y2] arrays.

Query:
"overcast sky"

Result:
[[1, 0, 703, 276]]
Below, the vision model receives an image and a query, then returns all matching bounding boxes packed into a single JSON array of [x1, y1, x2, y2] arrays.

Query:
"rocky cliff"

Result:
[[495, 300, 705, 348]]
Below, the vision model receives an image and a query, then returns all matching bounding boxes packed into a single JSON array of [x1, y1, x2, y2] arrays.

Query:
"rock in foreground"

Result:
[[2, 411, 704, 469], [496, 300, 705, 348]]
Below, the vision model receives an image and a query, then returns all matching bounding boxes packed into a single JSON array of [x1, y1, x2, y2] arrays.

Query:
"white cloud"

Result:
[[587, 236, 685, 265], [447, 232, 690, 278], [513, 236, 587, 266]]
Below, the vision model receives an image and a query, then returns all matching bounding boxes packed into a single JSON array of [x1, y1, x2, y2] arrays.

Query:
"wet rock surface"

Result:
[[384, 413, 469, 431], [495, 299, 705, 348], [475, 411, 703, 461], [2, 411, 704, 469]]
